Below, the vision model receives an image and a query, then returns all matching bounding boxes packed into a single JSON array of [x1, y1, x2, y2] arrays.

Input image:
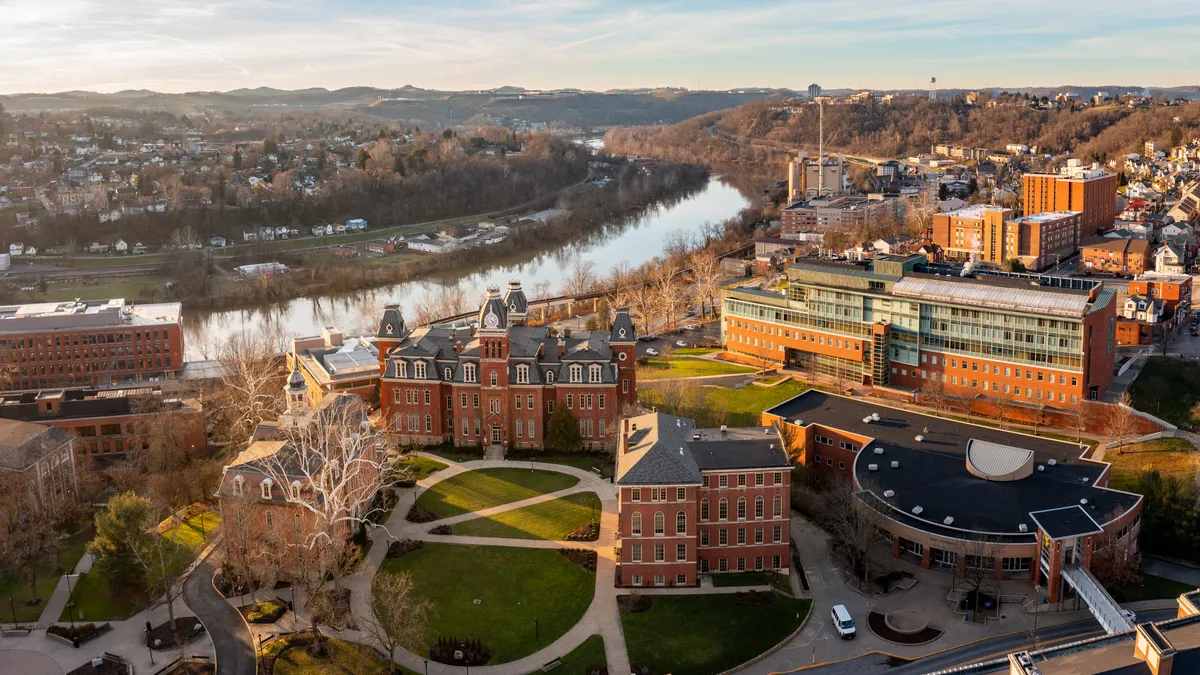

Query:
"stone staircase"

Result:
[[484, 444, 506, 460]]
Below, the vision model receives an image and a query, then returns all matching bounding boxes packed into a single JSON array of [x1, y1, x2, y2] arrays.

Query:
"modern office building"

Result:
[[0, 299, 184, 393], [722, 254, 1117, 403], [378, 281, 638, 450], [932, 205, 1081, 271], [1023, 159, 1118, 238], [615, 412, 792, 587], [287, 327, 380, 406], [765, 391, 1143, 618]]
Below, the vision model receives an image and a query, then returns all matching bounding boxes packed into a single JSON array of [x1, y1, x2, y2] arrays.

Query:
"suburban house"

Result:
[[1155, 243, 1188, 275]]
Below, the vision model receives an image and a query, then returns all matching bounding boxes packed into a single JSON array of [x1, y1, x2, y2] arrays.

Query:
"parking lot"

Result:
[[635, 318, 721, 357]]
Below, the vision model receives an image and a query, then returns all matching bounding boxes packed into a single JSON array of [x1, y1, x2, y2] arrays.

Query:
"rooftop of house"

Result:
[[0, 299, 181, 334], [767, 391, 1141, 542]]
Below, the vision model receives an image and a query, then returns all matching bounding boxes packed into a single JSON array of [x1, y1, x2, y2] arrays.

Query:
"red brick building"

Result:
[[378, 282, 638, 450], [0, 299, 184, 393], [1023, 161, 1118, 238], [615, 412, 791, 587]]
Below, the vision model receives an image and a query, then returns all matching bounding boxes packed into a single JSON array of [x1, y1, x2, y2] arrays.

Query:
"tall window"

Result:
[[516, 364, 529, 384], [754, 496, 764, 519], [546, 371, 554, 384], [260, 479, 272, 500], [398, 361, 407, 378], [414, 361, 426, 379], [294, 513, 302, 534], [589, 364, 601, 383], [289, 482, 301, 500], [737, 497, 746, 520], [773, 495, 783, 518], [631, 512, 642, 536], [444, 367, 453, 380], [676, 511, 687, 535], [700, 499, 710, 521], [464, 363, 477, 382], [718, 498, 728, 521], [653, 511, 665, 536], [490, 371, 498, 386], [527, 419, 535, 438], [569, 365, 582, 383], [265, 511, 273, 529], [631, 544, 641, 562]]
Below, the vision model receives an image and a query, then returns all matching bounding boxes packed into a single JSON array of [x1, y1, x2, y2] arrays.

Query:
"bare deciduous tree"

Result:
[[562, 258, 599, 297], [817, 478, 880, 591], [690, 250, 723, 319], [1105, 393, 1139, 453], [921, 377, 947, 417], [211, 331, 286, 444], [363, 571, 432, 674], [1071, 397, 1095, 442]]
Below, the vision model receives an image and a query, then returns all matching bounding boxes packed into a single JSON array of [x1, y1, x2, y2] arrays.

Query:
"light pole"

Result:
[[9, 598, 16, 628], [424, 660, 428, 675], [535, 616, 540, 647], [64, 573, 76, 628]]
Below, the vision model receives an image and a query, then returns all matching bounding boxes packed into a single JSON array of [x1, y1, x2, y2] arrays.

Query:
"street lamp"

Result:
[[64, 573, 77, 628], [535, 616, 540, 647], [9, 598, 16, 628]]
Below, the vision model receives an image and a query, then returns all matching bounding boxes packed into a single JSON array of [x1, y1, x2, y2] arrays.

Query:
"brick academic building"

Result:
[[1022, 160, 1118, 239], [378, 281, 638, 450], [723, 254, 1117, 404], [615, 412, 792, 587], [0, 299, 184, 393]]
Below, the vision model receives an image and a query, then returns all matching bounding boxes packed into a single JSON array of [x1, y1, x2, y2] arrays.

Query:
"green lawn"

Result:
[[20, 274, 178, 304], [640, 379, 809, 428], [674, 348, 720, 356], [379, 544, 595, 664], [621, 594, 811, 675], [509, 453, 613, 478], [1129, 357, 1200, 428], [0, 527, 93, 624], [413, 468, 580, 519], [453, 492, 600, 540], [1110, 574, 1197, 603], [270, 636, 406, 675], [393, 455, 448, 480], [1108, 438, 1198, 492], [638, 356, 756, 381], [556, 634, 608, 674], [64, 506, 220, 622], [711, 572, 782, 588]]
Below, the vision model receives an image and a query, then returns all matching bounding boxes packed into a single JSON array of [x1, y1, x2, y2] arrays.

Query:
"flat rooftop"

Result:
[[0, 299, 181, 334], [893, 275, 1091, 317], [942, 204, 1010, 219], [1035, 617, 1200, 675], [1012, 210, 1081, 223], [767, 391, 1141, 541]]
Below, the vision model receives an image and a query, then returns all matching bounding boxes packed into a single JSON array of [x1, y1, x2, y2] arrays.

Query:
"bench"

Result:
[[541, 657, 563, 671]]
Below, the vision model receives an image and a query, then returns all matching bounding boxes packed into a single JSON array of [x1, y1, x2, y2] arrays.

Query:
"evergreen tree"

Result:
[[232, 149, 242, 169], [546, 405, 583, 452], [89, 492, 155, 591]]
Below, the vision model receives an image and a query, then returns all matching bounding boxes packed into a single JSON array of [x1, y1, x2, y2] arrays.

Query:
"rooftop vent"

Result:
[[769, 444, 775, 450], [883, 489, 895, 498], [891, 461, 900, 468], [863, 416, 873, 424], [914, 435, 924, 442], [944, 516, 954, 526], [874, 448, 884, 455], [1019, 523, 1028, 533], [720, 424, 726, 433], [1037, 465, 1045, 472], [871, 412, 880, 422], [1048, 459, 1057, 466], [868, 463, 879, 471], [764, 428, 770, 434], [912, 506, 923, 515], [794, 419, 804, 426], [1080, 498, 1088, 505]]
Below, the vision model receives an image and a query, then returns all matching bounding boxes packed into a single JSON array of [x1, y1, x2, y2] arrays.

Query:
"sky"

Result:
[[2, 0, 1199, 94]]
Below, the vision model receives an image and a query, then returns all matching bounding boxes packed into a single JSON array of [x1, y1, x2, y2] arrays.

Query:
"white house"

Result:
[[311, 224, 333, 237], [133, 242, 148, 254], [1122, 295, 1164, 323], [209, 236, 227, 248], [9, 243, 24, 257], [24, 246, 36, 256], [114, 239, 128, 254], [243, 231, 258, 242], [88, 242, 109, 253], [1154, 243, 1187, 275], [872, 234, 914, 255], [1163, 223, 1194, 238]]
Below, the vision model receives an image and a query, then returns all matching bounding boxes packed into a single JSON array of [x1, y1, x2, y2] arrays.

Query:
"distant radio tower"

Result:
[[929, 77, 937, 101]]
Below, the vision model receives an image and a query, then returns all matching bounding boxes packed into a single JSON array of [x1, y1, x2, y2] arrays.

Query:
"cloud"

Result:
[[0, 0, 1197, 93]]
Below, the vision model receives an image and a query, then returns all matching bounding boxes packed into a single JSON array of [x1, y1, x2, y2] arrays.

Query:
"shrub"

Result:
[[429, 524, 453, 535], [559, 548, 597, 572], [48, 623, 101, 641], [618, 593, 652, 613], [386, 539, 424, 559], [430, 636, 493, 666], [565, 521, 601, 542], [407, 505, 438, 523]]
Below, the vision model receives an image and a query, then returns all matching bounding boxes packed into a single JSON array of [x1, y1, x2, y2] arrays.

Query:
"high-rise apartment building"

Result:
[[931, 204, 1080, 270], [722, 254, 1116, 403], [0, 299, 184, 393], [1022, 159, 1117, 238]]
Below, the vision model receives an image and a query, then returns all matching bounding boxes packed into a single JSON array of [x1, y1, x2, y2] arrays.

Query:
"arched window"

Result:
[[265, 511, 274, 529], [755, 496, 764, 519], [546, 371, 555, 384], [737, 497, 746, 520], [589, 364, 601, 383], [700, 499, 710, 521], [653, 511, 665, 536], [676, 511, 687, 535], [517, 365, 530, 384], [260, 479, 273, 500], [490, 371, 498, 386], [444, 367, 453, 380], [290, 481, 301, 500], [232, 475, 244, 496], [293, 513, 303, 534], [718, 498, 728, 521], [773, 494, 783, 518], [631, 512, 642, 536], [414, 361, 426, 379], [527, 419, 535, 438]]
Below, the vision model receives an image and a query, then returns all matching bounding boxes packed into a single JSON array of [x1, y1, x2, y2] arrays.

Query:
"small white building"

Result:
[[236, 262, 288, 277], [9, 243, 23, 257], [346, 218, 367, 230], [114, 239, 128, 254], [1122, 295, 1164, 323], [0, 254, 10, 270], [209, 236, 227, 248], [311, 224, 333, 237]]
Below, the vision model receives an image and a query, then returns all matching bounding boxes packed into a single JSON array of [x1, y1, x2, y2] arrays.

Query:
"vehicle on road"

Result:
[[645, 348, 659, 356], [1123, 609, 1137, 622], [831, 604, 856, 639], [676, 340, 688, 347]]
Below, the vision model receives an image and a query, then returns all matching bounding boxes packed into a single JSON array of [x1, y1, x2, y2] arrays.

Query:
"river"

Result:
[[182, 175, 750, 359]]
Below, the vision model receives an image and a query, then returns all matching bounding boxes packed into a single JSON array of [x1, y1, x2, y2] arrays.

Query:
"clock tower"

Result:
[[477, 287, 511, 447]]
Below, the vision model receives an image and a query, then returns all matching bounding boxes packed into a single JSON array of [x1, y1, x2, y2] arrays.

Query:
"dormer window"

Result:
[[260, 478, 273, 500], [516, 364, 530, 384], [464, 363, 477, 383], [444, 367, 453, 380], [290, 481, 302, 500], [232, 475, 244, 496], [546, 371, 555, 384], [569, 365, 582, 383], [414, 361, 426, 379], [589, 365, 601, 383], [398, 361, 407, 378]]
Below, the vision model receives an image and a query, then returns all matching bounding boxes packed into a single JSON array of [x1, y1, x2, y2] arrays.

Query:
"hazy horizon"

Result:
[[2, 0, 1198, 95]]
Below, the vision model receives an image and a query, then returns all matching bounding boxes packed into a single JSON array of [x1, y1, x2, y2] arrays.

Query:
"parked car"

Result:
[[1122, 609, 1137, 622], [645, 348, 659, 357], [676, 340, 688, 348], [831, 604, 856, 639]]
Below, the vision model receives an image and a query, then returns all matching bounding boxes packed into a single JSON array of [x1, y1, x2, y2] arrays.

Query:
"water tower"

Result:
[[929, 77, 937, 101]]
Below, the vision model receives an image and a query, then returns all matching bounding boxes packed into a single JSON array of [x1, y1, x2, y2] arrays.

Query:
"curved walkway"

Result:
[[182, 555, 255, 675], [336, 455, 629, 675]]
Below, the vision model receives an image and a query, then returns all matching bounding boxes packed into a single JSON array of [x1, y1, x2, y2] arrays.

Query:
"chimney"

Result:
[[622, 418, 630, 454], [563, 327, 572, 338], [454, 343, 462, 354]]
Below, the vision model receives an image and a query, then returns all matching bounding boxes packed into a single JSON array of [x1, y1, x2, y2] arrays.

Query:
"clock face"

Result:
[[485, 312, 499, 327]]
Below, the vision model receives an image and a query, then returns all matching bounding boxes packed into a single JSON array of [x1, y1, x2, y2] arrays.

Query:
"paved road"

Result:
[[1143, 555, 1200, 587], [802, 608, 1177, 675], [182, 555, 255, 675]]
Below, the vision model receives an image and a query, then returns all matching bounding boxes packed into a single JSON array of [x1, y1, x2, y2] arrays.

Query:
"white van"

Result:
[[831, 604, 856, 639]]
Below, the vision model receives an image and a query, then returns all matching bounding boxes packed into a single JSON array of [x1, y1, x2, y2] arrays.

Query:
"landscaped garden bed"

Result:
[[47, 622, 111, 646], [379, 543, 595, 664], [239, 600, 288, 624], [386, 539, 424, 558], [66, 654, 129, 675], [261, 633, 394, 675], [148, 616, 206, 649]]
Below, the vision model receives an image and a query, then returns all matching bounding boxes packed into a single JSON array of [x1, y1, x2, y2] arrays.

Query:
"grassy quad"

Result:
[[413, 468, 580, 519], [63, 505, 221, 622], [452, 492, 600, 540], [1106, 438, 1198, 492], [637, 356, 756, 381], [556, 634, 608, 674], [379, 543, 595, 664], [621, 594, 811, 675], [1128, 357, 1200, 428], [639, 379, 809, 427], [0, 527, 93, 624], [392, 455, 448, 481]]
